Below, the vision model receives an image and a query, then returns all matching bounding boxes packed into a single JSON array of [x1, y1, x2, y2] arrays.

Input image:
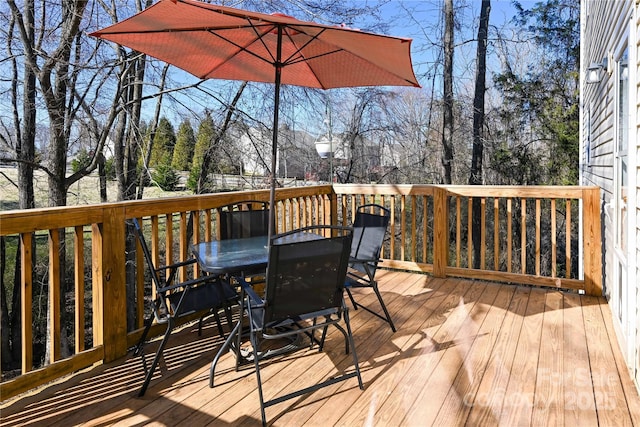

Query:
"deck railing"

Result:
[[333, 184, 602, 295], [0, 184, 601, 400]]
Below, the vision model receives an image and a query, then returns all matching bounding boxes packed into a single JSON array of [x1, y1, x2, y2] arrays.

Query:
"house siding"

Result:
[[581, 0, 639, 392], [634, 0, 640, 389]]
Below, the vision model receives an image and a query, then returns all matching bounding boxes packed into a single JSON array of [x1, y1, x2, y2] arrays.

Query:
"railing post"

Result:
[[20, 233, 33, 374], [582, 187, 603, 296], [433, 186, 449, 278], [329, 186, 338, 226], [92, 206, 128, 362]]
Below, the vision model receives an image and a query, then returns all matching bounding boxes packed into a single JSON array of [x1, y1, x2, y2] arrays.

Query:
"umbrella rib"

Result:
[[278, 26, 325, 65], [202, 25, 280, 76], [277, 26, 335, 88], [286, 48, 344, 66]]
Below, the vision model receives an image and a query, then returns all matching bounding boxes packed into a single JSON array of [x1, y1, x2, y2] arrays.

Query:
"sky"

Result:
[[376, 0, 539, 83]]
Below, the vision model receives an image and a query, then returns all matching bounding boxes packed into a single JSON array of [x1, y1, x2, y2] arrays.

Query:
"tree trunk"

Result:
[[470, 0, 491, 269], [9, 0, 88, 364], [3, 0, 37, 371], [441, 0, 455, 185], [98, 152, 107, 203], [16, 0, 36, 212]]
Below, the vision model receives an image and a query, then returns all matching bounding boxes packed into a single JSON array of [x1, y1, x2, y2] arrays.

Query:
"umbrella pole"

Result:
[[268, 26, 283, 245]]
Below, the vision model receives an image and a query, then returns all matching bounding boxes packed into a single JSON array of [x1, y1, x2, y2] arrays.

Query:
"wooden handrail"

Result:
[[0, 184, 601, 401]]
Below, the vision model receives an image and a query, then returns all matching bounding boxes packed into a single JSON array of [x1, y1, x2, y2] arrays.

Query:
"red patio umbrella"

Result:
[[90, 0, 420, 241]]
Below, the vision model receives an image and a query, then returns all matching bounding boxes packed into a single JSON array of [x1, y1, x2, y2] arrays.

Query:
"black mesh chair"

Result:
[[218, 200, 271, 288], [345, 204, 396, 332], [210, 225, 363, 426], [131, 218, 237, 396], [219, 200, 270, 240]]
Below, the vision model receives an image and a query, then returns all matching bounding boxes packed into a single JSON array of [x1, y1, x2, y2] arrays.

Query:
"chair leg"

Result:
[[138, 318, 175, 397], [134, 298, 161, 357], [345, 287, 358, 310], [250, 330, 267, 426], [346, 283, 396, 333], [213, 310, 225, 337], [332, 322, 350, 354], [343, 308, 364, 390], [197, 307, 226, 338], [373, 283, 396, 332], [223, 300, 234, 328], [134, 316, 153, 358], [318, 324, 329, 351]]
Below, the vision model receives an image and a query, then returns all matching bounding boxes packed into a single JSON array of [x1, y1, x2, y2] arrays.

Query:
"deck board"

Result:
[[499, 286, 546, 426], [2, 272, 639, 426], [406, 279, 499, 425], [465, 285, 530, 425], [432, 283, 515, 425], [532, 290, 564, 425], [582, 295, 638, 426]]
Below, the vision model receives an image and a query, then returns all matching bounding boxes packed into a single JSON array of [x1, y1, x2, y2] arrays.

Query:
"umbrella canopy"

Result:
[[91, 0, 420, 240]]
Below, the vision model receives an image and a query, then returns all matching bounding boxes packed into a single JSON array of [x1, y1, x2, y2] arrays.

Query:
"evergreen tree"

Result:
[[192, 112, 216, 171], [149, 117, 176, 167], [492, 0, 579, 185], [171, 119, 196, 171], [152, 158, 180, 191]]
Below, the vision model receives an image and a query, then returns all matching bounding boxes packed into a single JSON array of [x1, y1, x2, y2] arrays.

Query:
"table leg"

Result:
[[209, 319, 241, 388]]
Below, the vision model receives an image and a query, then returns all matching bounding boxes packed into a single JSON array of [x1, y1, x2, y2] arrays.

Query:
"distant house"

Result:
[[235, 126, 271, 177], [580, 0, 639, 392], [278, 126, 318, 179], [235, 124, 317, 180]]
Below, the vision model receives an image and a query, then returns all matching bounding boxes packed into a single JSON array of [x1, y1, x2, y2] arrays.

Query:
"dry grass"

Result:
[[0, 167, 192, 211]]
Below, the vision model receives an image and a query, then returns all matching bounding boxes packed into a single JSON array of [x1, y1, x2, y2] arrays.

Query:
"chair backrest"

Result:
[[132, 218, 175, 316], [263, 225, 353, 323], [132, 218, 162, 287], [350, 204, 391, 277], [219, 200, 270, 240]]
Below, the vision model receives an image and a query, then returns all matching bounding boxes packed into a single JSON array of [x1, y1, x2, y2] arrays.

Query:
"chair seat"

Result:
[[249, 306, 341, 332], [168, 279, 236, 316], [345, 269, 372, 287]]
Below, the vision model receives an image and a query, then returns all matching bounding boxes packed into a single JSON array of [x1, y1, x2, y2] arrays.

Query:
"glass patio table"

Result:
[[190, 231, 324, 275], [191, 235, 269, 276]]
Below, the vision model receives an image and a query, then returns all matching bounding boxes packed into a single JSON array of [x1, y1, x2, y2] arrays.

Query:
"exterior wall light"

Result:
[[586, 58, 608, 84]]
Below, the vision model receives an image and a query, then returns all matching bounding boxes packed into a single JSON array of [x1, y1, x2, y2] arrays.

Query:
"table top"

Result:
[[191, 231, 324, 275]]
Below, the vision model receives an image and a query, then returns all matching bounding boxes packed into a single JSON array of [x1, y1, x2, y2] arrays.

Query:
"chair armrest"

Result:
[[157, 273, 216, 293], [157, 258, 199, 288], [348, 257, 377, 281], [238, 276, 265, 308], [349, 256, 377, 264], [156, 258, 198, 272]]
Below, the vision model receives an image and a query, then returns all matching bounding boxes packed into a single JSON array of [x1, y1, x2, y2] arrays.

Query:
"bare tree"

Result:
[[6, 0, 91, 363], [0, 0, 37, 370], [441, 0, 455, 184], [469, 0, 491, 268], [8, 1, 89, 206]]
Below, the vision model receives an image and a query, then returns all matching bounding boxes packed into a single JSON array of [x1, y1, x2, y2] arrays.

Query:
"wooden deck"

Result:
[[2, 271, 639, 426]]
